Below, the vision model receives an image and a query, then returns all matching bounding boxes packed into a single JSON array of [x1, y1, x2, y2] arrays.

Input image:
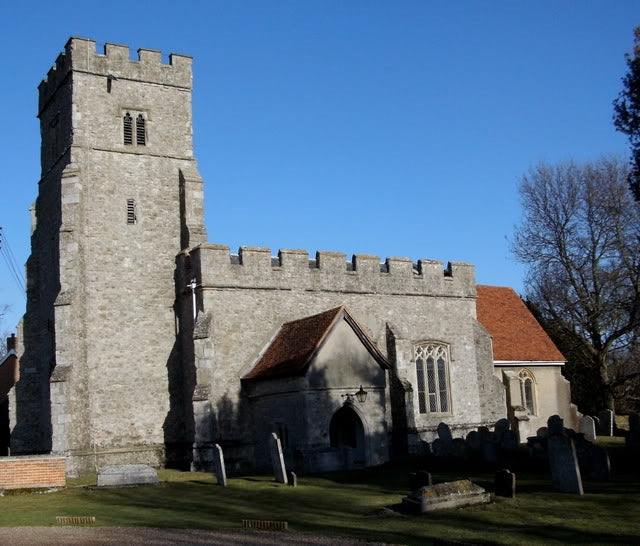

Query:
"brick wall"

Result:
[[0, 456, 66, 489]]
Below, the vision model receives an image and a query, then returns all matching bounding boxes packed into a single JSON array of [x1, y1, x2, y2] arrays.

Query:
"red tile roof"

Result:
[[243, 306, 389, 381], [476, 285, 565, 362]]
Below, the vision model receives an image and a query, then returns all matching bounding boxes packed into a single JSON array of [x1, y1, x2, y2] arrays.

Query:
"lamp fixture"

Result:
[[342, 385, 368, 404]]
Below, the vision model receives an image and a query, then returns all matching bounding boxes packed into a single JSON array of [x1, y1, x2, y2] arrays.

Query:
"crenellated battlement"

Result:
[[38, 37, 192, 114], [182, 244, 476, 298]]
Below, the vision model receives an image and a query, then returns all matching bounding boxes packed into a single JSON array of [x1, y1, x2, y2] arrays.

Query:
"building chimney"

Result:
[[7, 334, 16, 352]]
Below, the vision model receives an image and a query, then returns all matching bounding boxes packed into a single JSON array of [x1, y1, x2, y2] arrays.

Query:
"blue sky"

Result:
[[0, 1, 638, 331]]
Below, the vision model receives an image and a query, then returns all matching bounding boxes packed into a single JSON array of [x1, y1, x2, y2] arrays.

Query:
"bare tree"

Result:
[[512, 157, 640, 411]]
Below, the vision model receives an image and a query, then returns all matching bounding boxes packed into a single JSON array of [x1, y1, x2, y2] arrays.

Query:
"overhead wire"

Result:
[[0, 227, 26, 297]]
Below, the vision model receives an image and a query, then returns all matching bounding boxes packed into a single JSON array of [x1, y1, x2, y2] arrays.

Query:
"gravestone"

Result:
[[433, 422, 453, 457], [579, 416, 597, 442], [598, 409, 614, 437], [494, 469, 516, 498], [494, 418, 511, 439], [287, 471, 297, 487], [437, 422, 453, 443], [626, 413, 640, 454], [527, 435, 547, 462], [97, 465, 159, 487], [500, 430, 519, 452], [213, 443, 227, 486], [482, 431, 499, 464], [466, 430, 481, 455], [546, 415, 583, 494], [451, 438, 468, 459], [270, 432, 288, 484], [409, 470, 432, 492], [536, 427, 548, 438], [401, 480, 491, 513]]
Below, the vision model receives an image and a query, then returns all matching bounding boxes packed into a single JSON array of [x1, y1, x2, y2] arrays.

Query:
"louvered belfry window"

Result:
[[415, 343, 451, 414], [136, 114, 146, 146], [126, 199, 137, 225], [123, 113, 133, 145]]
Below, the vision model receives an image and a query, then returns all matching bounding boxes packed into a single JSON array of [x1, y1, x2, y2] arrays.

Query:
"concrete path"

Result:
[[0, 527, 388, 545]]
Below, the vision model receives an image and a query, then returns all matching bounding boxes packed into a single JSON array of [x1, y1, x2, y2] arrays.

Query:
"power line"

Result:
[[0, 227, 26, 297]]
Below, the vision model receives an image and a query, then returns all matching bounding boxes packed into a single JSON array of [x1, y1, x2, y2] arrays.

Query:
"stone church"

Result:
[[8, 38, 579, 476]]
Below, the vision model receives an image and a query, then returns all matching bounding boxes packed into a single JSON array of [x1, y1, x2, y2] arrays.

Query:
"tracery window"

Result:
[[415, 343, 451, 414], [519, 369, 536, 414]]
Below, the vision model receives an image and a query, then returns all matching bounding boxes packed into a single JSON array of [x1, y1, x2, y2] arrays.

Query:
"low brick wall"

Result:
[[0, 455, 66, 489]]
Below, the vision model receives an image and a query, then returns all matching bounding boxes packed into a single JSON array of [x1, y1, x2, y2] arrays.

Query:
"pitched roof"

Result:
[[242, 306, 389, 381], [476, 285, 565, 362]]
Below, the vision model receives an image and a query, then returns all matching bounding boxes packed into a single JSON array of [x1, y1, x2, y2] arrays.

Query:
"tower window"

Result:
[[136, 114, 146, 146], [123, 113, 133, 145], [126, 199, 137, 225]]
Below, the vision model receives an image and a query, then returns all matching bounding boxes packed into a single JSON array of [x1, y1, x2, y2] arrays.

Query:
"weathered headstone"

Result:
[[499, 429, 519, 453], [287, 471, 297, 487], [598, 409, 614, 437], [527, 435, 547, 462], [466, 430, 481, 454], [494, 468, 516, 498], [213, 443, 227, 486], [548, 415, 564, 435], [626, 412, 640, 454], [573, 435, 603, 480], [270, 432, 288, 484], [437, 422, 453, 443], [409, 470, 432, 492], [494, 418, 511, 439], [579, 416, 597, 442], [431, 438, 451, 457], [97, 465, 159, 487], [401, 480, 491, 513], [451, 438, 468, 459], [546, 415, 583, 494], [482, 431, 499, 464]]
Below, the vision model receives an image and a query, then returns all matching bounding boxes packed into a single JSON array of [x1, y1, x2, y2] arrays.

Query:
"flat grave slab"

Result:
[[97, 464, 159, 487], [402, 479, 490, 513]]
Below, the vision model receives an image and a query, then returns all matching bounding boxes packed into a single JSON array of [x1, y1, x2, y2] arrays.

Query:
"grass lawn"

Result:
[[0, 438, 638, 545]]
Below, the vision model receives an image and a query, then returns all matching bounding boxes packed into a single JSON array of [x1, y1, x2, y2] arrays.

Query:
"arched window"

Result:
[[136, 114, 146, 146], [519, 369, 536, 414], [123, 112, 133, 145], [415, 343, 451, 414]]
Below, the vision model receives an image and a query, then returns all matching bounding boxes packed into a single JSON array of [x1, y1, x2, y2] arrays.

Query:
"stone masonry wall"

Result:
[[179, 245, 505, 466], [16, 38, 206, 475]]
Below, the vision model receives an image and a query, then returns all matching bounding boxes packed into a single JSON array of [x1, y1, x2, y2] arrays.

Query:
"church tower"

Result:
[[12, 38, 206, 475]]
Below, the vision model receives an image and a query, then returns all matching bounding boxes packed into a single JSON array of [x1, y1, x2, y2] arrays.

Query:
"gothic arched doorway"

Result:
[[329, 405, 366, 468]]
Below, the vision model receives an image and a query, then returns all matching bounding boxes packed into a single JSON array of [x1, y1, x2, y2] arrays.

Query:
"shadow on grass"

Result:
[[1, 441, 639, 545]]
